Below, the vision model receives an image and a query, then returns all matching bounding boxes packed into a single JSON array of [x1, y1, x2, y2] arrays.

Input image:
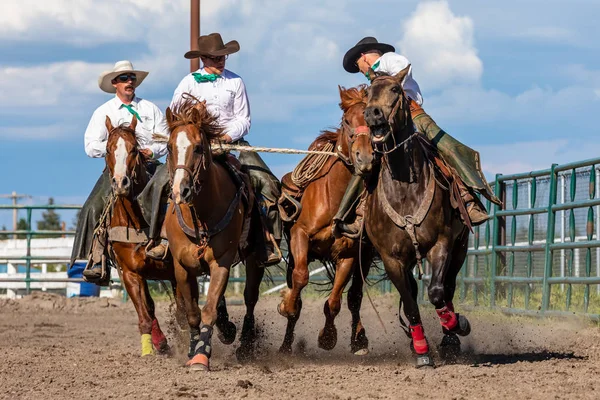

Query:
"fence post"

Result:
[[25, 207, 32, 295], [490, 174, 503, 308], [542, 164, 559, 312]]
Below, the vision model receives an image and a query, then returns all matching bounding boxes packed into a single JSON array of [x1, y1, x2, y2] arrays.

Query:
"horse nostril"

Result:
[[111, 177, 117, 186], [373, 108, 381, 116], [181, 187, 191, 200], [122, 176, 130, 188]]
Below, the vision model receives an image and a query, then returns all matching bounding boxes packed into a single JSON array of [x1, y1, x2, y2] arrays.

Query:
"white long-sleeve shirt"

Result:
[[372, 53, 423, 105], [84, 96, 169, 159], [171, 68, 251, 142]]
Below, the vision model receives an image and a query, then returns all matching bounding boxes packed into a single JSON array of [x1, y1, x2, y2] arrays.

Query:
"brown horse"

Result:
[[277, 85, 375, 355], [358, 67, 472, 368], [163, 97, 265, 371], [104, 116, 174, 356]]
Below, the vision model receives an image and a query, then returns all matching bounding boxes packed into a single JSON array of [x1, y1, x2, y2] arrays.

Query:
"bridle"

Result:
[[106, 126, 143, 188], [170, 122, 207, 198], [369, 75, 415, 156]]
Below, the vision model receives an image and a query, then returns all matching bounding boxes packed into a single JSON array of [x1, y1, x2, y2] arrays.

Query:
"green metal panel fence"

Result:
[[2, 156, 600, 319]]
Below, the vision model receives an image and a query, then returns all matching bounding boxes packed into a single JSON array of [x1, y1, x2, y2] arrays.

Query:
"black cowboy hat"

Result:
[[343, 37, 395, 73], [184, 32, 240, 59]]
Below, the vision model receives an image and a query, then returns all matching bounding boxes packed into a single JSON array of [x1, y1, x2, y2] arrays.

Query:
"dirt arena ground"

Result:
[[1, 292, 599, 400]]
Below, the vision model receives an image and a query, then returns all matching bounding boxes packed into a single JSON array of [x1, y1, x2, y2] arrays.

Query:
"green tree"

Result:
[[16, 218, 28, 239], [37, 197, 62, 237]]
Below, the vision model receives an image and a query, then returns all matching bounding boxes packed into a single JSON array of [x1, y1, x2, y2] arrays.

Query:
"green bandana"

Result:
[[365, 60, 381, 82], [122, 103, 142, 122], [193, 73, 221, 83]]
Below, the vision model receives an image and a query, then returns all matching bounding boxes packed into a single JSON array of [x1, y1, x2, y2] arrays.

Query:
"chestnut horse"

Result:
[[277, 85, 375, 355], [163, 97, 265, 371], [357, 67, 472, 368], [104, 117, 174, 356]]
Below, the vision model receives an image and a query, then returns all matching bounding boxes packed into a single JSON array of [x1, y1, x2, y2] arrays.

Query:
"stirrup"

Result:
[[333, 218, 362, 240]]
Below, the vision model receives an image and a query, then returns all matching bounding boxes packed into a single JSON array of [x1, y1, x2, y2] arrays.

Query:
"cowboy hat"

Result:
[[184, 32, 240, 59], [343, 37, 395, 73], [98, 60, 149, 94]]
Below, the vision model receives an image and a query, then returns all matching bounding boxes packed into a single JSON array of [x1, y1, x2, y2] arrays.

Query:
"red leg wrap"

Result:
[[436, 306, 458, 330], [151, 319, 167, 348], [410, 324, 429, 354]]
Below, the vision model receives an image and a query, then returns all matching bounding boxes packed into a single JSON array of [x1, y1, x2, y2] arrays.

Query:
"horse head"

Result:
[[338, 85, 373, 176], [364, 65, 412, 146], [166, 94, 223, 204], [105, 116, 143, 197]]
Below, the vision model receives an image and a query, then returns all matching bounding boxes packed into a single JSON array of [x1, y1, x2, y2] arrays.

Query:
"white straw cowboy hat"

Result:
[[98, 60, 149, 93]]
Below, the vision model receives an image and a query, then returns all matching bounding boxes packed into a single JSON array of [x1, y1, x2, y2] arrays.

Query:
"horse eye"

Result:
[[391, 86, 400, 93], [194, 144, 203, 154]]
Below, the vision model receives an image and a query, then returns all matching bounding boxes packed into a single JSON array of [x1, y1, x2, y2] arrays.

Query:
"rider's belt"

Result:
[[409, 99, 425, 119]]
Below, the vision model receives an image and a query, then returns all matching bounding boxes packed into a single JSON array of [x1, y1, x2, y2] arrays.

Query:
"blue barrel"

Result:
[[67, 262, 101, 297]]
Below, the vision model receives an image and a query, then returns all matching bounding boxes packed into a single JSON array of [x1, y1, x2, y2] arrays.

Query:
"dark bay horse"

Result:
[[163, 97, 265, 371], [358, 67, 472, 368], [104, 116, 174, 356], [277, 85, 374, 355]]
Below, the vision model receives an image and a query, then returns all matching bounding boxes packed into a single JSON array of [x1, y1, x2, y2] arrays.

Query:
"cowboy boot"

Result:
[[262, 206, 283, 266], [146, 239, 169, 260], [457, 181, 489, 226], [82, 227, 110, 285], [333, 174, 364, 238]]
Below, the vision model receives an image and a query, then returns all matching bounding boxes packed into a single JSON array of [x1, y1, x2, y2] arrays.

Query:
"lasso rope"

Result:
[[290, 142, 335, 188]]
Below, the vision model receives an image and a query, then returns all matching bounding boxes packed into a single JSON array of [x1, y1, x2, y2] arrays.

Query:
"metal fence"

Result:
[[2, 156, 600, 319]]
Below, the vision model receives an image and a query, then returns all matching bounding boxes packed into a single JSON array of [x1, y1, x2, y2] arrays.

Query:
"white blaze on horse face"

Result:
[[113, 138, 128, 179], [173, 131, 192, 202]]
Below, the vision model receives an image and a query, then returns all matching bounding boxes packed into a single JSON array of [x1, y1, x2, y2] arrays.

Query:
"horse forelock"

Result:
[[339, 84, 368, 112], [168, 93, 224, 142], [107, 123, 137, 151]]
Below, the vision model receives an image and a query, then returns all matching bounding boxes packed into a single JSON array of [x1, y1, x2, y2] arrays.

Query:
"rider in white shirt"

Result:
[[72, 61, 169, 282], [144, 33, 282, 266], [334, 37, 500, 237]]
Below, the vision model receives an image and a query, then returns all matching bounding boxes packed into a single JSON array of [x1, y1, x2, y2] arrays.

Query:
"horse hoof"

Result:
[[277, 302, 288, 317], [350, 328, 369, 355], [217, 321, 237, 345], [415, 353, 435, 369], [456, 314, 471, 336], [317, 326, 337, 351], [186, 353, 210, 371], [353, 348, 369, 356], [439, 334, 461, 362], [156, 341, 171, 356]]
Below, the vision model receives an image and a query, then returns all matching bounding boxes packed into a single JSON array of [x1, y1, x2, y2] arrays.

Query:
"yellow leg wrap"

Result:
[[141, 334, 155, 356]]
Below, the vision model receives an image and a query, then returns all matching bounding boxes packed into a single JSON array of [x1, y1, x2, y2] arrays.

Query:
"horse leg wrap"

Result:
[[409, 324, 429, 355], [151, 319, 167, 350], [188, 327, 201, 359], [193, 323, 214, 358], [436, 306, 458, 331], [141, 334, 155, 356]]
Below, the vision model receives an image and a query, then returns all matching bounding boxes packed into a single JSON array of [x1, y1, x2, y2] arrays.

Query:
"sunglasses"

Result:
[[203, 55, 228, 62], [115, 73, 137, 83]]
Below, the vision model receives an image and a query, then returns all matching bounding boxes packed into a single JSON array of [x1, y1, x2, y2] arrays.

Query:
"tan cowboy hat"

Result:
[[98, 60, 149, 93], [184, 32, 240, 59]]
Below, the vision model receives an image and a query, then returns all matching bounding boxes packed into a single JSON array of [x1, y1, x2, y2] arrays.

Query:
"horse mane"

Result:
[[168, 93, 224, 141], [308, 130, 339, 151], [339, 84, 368, 112]]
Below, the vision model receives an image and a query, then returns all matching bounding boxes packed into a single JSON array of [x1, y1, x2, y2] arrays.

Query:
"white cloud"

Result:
[[398, 0, 482, 91]]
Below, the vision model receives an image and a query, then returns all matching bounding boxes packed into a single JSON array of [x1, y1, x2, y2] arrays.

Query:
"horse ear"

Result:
[[130, 114, 137, 131], [166, 107, 174, 124], [394, 64, 411, 84], [105, 116, 113, 132], [190, 107, 201, 125]]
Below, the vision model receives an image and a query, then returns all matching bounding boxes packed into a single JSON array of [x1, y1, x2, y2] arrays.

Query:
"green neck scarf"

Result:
[[122, 103, 142, 122], [193, 72, 221, 83], [365, 60, 381, 82]]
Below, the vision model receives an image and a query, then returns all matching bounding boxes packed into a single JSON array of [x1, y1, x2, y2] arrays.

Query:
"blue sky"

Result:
[[1, 0, 600, 227]]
